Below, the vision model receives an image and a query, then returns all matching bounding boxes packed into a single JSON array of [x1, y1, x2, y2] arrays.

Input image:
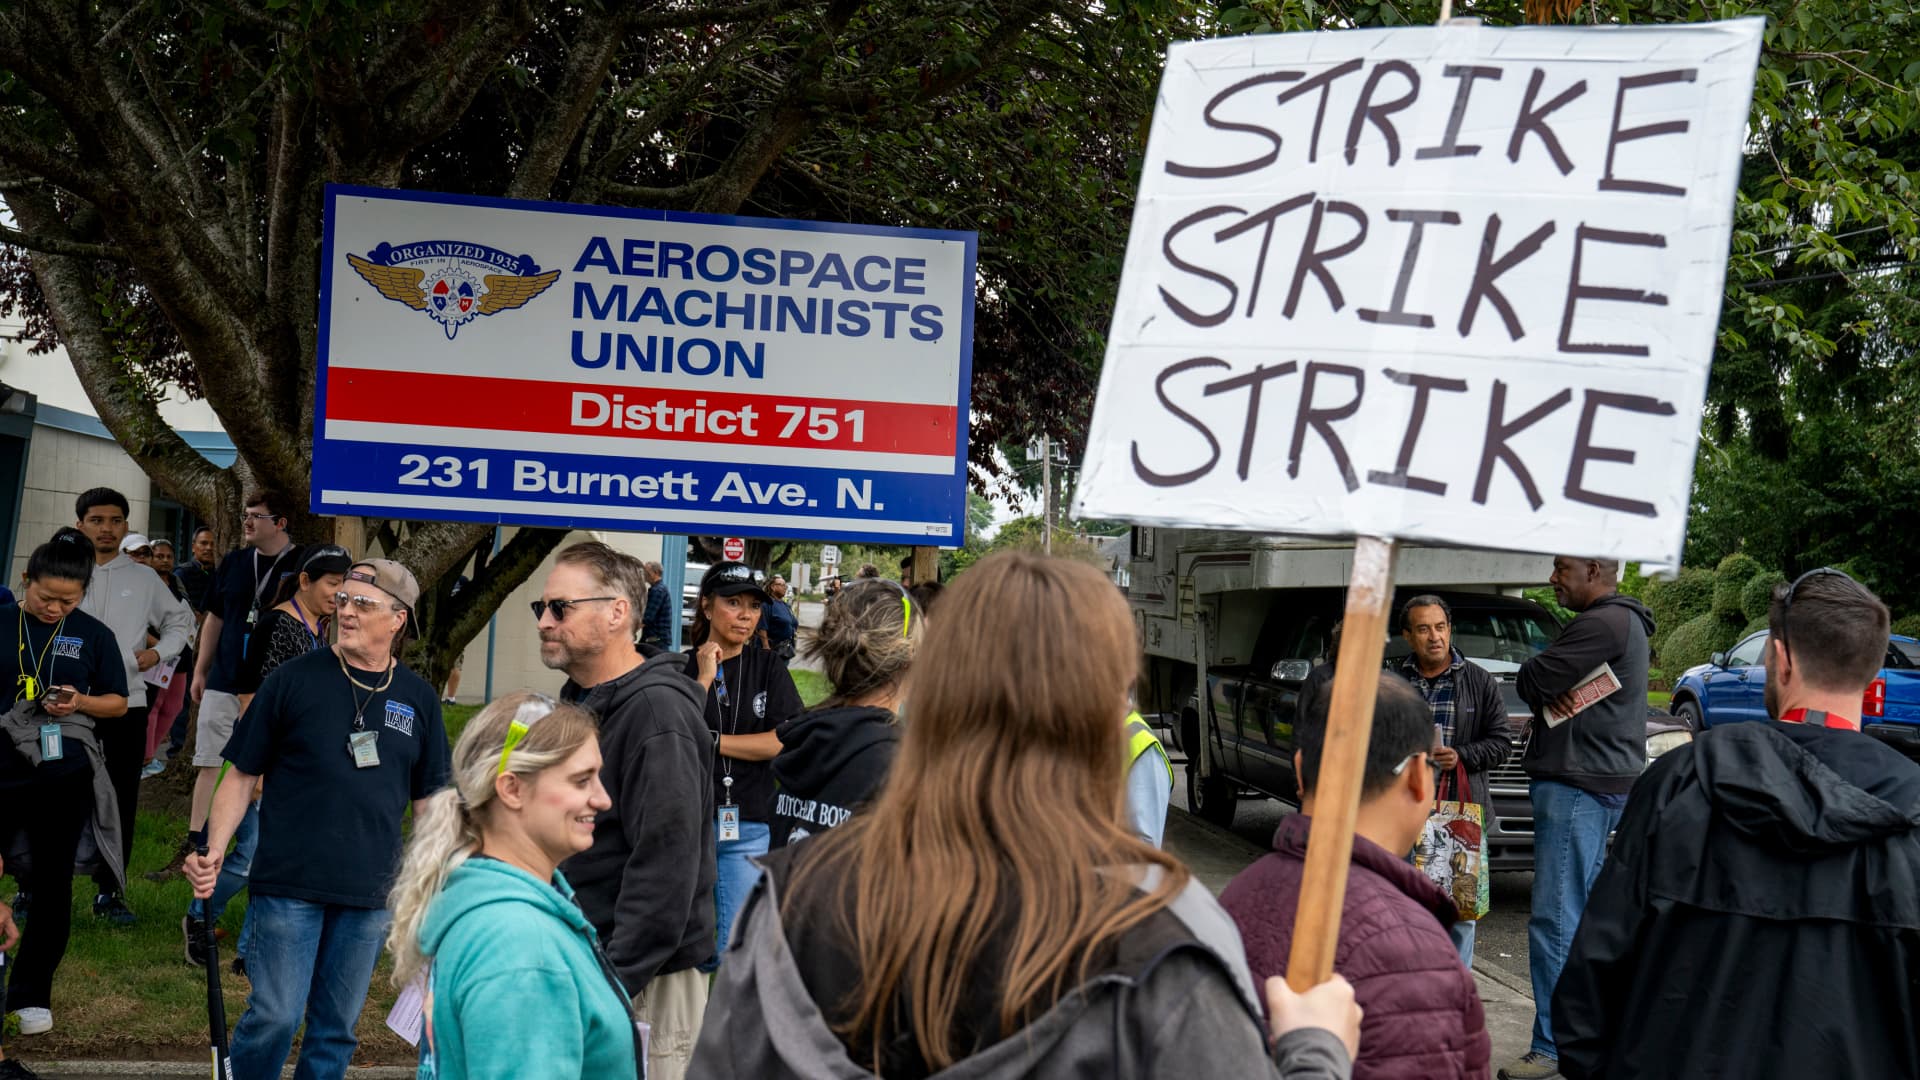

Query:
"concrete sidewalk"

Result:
[[1166, 809, 1537, 1067]]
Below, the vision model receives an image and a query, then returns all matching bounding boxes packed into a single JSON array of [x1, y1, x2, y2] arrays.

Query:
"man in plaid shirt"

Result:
[[1397, 594, 1512, 968]]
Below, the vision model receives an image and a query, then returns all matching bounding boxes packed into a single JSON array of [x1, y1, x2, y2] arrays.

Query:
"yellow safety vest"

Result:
[[1125, 711, 1173, 787]]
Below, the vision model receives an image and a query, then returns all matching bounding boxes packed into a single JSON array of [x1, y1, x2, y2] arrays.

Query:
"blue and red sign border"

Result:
[[314, 183, 978, 547]]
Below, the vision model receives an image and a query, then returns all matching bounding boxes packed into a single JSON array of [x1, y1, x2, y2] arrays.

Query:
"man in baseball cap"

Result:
[[186, 552, 448, 1080]]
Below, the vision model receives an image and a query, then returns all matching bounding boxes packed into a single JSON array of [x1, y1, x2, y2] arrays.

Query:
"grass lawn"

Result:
[[790, 668, 831, 707], [1648, 690, 1673, 708]]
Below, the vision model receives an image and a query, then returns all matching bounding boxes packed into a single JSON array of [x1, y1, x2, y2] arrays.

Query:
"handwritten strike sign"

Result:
[[1074, 19, 1764, 565]]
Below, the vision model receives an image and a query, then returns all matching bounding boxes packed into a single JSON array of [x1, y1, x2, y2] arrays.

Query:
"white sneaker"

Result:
[[12, 1007, 51, 1034]]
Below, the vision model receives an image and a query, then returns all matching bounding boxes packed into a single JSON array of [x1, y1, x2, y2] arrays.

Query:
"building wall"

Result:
[[450, 528, 664, 703], [10, 424, 161, 587]]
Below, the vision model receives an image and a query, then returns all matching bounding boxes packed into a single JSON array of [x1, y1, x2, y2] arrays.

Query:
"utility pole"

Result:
[[1041, 434, 1054, 556]]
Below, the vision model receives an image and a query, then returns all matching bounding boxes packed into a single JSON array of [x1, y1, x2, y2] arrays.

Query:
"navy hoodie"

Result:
[[768, 705, 898, 848]]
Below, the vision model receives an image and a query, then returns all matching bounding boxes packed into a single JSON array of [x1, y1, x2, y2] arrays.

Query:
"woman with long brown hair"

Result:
[[691, 551, 1360, 1079]]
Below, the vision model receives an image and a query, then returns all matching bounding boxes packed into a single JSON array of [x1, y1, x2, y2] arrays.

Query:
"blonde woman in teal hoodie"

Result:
[[387, 691, 639, 1080]]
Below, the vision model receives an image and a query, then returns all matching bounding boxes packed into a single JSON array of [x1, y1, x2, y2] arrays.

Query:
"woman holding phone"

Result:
[[0, 528, 128, 1043]]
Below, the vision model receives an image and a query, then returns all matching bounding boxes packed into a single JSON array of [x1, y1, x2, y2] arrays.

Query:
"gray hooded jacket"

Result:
[[689, 861, 1351, 1080]]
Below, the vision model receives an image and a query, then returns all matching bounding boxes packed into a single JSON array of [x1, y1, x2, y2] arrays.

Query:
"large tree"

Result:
[[0, 0, 1193, 682]]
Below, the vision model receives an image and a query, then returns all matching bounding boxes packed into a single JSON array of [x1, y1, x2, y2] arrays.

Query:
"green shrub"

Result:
[[1742, 616, 1770, 639], [1662, 610, 1748, 673], [1741, 570, 1787, 624], [1712, 553, 1764, 618], [1894, 614, 1920, 640], [1647, 568, 1715, 655]]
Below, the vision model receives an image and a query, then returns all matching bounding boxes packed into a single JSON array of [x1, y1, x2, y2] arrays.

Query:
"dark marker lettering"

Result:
[[1159, 205, 1245, 327], [1203, 362, 1301, 480], [1344, 61, 1420, 166], [1164, 59, 1365, 178], [1133, 357, 1230, 486], [1417, 65, 1504, 159], [1458, 215, 1557, 340], [1215, 194, 1315, 318], [1274, 58, 1366, 165], [1164, 72, 1294, 180], [1368, 370, 1469, 496], [1600, 69, 1699, 196], [1358, 209, 1462, 328], [1473, 382, 1572, 509], [1283, 200, 1368, 318], [1507, 69, 1586, 176], [1564, 390, 1678, 516], [1287, 362, 1365, 492], [1558, 225, 1669, 356]]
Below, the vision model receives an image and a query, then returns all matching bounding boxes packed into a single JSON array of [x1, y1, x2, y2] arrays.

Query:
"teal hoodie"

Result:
[[417, 858, 638, 1080]]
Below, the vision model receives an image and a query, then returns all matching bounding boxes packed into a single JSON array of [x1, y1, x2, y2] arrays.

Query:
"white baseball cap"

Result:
[[121, 533, 153, 554]]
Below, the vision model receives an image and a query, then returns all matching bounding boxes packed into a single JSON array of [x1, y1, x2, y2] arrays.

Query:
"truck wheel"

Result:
[[1192, 772, 1237, 829], [1676, 698, 1704, 733]]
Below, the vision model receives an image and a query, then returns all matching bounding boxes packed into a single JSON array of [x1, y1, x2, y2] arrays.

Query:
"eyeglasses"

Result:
[[303, 544, 349, 571], [530, 596, 616, 621], [242, 512, 279, 524], [1391, 750, 1431, 777], [498, 694, 558, 776], [334, 592, 395, 613]]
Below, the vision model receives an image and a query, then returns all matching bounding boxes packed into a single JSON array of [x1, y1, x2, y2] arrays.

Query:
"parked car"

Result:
[[1669, 632, 1920, 753]]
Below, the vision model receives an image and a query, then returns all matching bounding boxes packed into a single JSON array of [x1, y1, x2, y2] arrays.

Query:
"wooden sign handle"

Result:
[[1286, 535, 1399, 991]]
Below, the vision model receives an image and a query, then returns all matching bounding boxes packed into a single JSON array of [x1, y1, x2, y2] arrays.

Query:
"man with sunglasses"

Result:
[[1552, 569, 1918, 1079], [185, 558, 448, 1080], [1502, 557, 1655, 1080], [539, 542, 714, 1080]]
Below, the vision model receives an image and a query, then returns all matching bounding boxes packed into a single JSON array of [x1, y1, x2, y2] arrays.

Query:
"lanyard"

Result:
[[714, 653, 744, 798], [289, 601, 323, 651], [338, 650, 396, 731], [15, 607, 65, 702], [249, 547, 291, 621]]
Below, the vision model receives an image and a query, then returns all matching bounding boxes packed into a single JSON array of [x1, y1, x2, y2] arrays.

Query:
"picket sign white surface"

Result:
[[1074, 19, 1765, 564]]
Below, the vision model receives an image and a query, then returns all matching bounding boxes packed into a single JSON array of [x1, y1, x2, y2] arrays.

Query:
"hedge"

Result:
[[1647, 568, 1715, 657], [1662, 610, 1749, 674], [1712, 553, 1764, 619], [1741, 570, 1787, 625]]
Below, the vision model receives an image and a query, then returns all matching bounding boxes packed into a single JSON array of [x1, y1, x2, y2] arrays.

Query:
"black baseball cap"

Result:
[[700, 561, 770, 602]]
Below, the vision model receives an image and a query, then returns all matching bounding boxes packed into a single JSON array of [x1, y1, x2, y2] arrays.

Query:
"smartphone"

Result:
[[44, 686, 74, 705]]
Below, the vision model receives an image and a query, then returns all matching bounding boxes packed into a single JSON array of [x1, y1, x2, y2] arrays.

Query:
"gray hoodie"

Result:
[[690, 860, 1352, 1080], [79, 553, 194, 709]]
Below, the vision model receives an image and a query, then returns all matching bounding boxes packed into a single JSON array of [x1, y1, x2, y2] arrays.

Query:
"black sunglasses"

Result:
[[530, 596, 616, 621], [1775, 566, 1856, 653]]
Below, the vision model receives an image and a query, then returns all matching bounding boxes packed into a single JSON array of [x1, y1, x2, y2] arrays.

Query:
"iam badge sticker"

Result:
[[346, 240, 560, 339]]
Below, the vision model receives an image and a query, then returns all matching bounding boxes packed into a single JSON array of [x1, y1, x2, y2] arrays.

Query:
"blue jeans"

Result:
[[708, 820, 770, 969], [1448, 918, 1476, 969], [1527, 779, 1624, 1059], [229, 895, 391, 1080], [190, 801, 258, 959]]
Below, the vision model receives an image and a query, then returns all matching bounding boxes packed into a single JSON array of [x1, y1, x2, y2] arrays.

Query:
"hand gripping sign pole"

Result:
[[1285, 536, 1397, 990]]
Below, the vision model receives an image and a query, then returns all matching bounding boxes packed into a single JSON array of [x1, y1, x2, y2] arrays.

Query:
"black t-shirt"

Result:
[[206, 544, 303, 693], [235, 607, 326, 694], [684, 646, 804, 823], [224, 647, 450, 908], [1, 603, 128, 782]]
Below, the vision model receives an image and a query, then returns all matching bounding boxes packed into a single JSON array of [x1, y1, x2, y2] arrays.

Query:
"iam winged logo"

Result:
[[345, 240, 561, 339]]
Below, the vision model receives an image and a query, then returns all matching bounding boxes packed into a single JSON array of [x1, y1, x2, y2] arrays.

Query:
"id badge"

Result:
[[718, 805, 740, 843], [39, 723, 63, 762], [348, 729, 381, 769]]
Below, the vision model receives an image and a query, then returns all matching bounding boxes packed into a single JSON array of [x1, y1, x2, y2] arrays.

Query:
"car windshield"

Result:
[[1385, 607, 1562, 666]]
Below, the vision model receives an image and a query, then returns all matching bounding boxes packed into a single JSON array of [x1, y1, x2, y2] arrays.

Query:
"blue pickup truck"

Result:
[[1668, 632, 1920, 751]]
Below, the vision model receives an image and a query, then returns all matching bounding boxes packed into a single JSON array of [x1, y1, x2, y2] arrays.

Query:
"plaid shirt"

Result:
[[1399, 648, 1466, 746]]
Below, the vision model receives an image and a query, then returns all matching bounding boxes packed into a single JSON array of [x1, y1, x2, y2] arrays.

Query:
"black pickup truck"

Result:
[[1176, 589, 1564, 872]]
